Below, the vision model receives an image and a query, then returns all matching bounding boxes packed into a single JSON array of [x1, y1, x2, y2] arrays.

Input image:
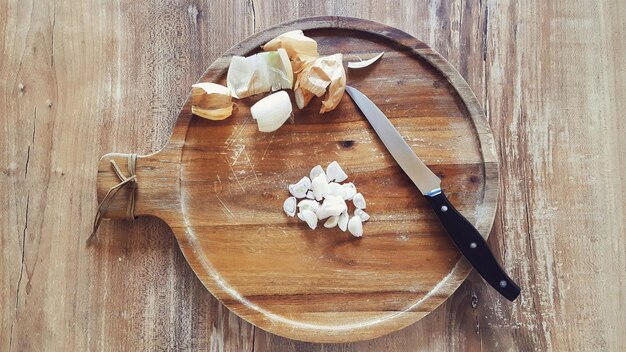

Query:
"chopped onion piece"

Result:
[[288, 176, 311, 198], [297, 199, 320, 214], [298, 209, 318, 230], [326, 161, 348, 182], [338, 212, 349, 232], [317, 195, 347, 220], [347, 52, 384, 69], [324, 216, 339, 228], [310, 165, 328, 183], [340, 183, 357, 200], [190, 83, 234, 120], [283, 197, 296, 217], [348, 216, 363, 237], [306, 190, 315, 199], [227, 49, 293, 99], [355, 208, 370, 222], [311, 174, 329, 201], [326, 182, 343, 198], [251, 91, 293, 132], [353, 193, 366, 209]]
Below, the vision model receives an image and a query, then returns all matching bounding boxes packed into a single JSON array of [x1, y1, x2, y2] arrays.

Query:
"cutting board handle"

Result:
[[95, 149, 182, 222], [95, 114, 189, 223]]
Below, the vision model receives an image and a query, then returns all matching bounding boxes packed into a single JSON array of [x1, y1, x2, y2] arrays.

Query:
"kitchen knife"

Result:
[[346, 86, 521, 301]]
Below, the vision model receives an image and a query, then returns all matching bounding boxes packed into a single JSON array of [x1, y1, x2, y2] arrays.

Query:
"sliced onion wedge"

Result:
[[250, 91, 293, 132], [348, 52, 384, 69], [190, 83, 233, 120]]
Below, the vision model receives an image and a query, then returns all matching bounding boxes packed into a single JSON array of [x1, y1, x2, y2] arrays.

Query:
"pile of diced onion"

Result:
[[283, 161, 369, 237]]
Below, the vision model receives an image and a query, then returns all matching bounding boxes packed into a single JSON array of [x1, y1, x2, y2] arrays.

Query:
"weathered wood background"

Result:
[[1, 0, 624, 351]]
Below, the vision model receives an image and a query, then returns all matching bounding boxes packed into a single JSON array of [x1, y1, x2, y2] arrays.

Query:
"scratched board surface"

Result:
[[95, 18, 498, 343]]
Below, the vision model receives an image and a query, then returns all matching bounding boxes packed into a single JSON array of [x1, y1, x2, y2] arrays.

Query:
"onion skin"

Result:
[[190, 83, 234, 120]]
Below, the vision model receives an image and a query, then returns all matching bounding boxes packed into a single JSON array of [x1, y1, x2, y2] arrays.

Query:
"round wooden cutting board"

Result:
[[96, 17, 498, 343]]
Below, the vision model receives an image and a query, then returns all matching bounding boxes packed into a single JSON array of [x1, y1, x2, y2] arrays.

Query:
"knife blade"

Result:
[[346, 86, 521, 301]]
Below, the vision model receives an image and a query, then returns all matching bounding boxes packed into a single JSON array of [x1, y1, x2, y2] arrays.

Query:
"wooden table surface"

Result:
[[1, 1, 624, 351]]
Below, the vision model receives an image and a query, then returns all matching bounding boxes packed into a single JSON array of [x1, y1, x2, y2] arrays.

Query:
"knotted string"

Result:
[[87, 154, 137, 245]]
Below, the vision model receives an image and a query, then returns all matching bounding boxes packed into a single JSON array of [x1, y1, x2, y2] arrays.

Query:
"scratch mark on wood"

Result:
[[215, 194, 235, 219], [226, 115, 250, 148], [261, 131, 276, 161], [242, 146, 259, 181], [231, 144, 245, 166], [225, 156, 246, 192]]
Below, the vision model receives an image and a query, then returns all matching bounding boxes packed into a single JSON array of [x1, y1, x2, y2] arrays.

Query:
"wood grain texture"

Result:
[[95, 18, 498, 343], [1, 0, 624, 351]]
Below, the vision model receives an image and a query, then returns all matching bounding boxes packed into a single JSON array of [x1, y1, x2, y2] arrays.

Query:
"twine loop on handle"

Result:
[[87, 154, 137, 244]]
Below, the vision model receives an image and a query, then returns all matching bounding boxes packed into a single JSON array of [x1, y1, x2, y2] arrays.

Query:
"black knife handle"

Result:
[[425, 190, 521, 301]]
